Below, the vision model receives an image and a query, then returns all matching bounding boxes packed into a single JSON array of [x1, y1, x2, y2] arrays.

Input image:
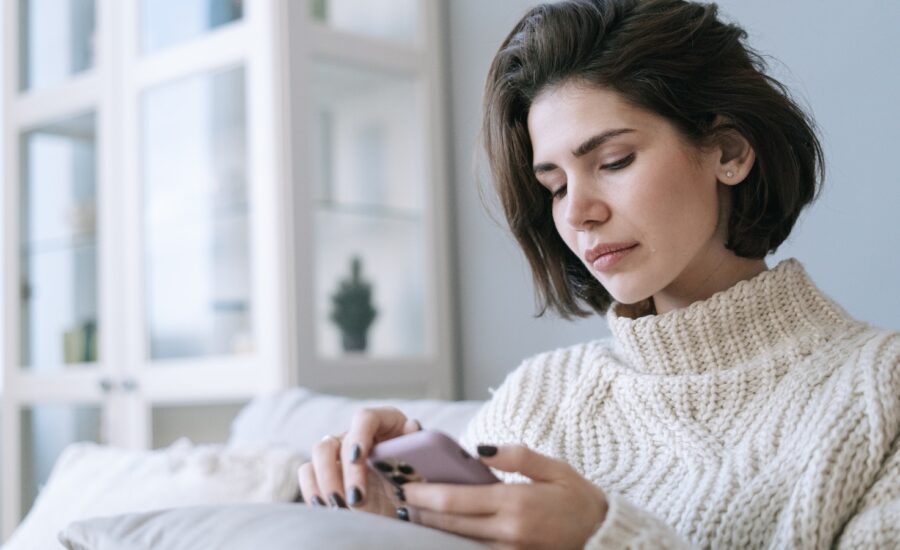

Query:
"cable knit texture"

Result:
[[459, 259, 900, 549]]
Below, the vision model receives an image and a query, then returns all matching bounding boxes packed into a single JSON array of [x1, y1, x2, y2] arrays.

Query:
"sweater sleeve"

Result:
[[834, 333, 900, 548], [584, 494, 695, 549], [834, 434, 900, 548]]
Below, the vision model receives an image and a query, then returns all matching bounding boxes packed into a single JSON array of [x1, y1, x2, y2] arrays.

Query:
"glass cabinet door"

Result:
[[141, 67, 253, 360], [20, 404, 103, 518], [310, 61, 428, 359], [151, 401, 245, 448], [19, 0, 96, 91], [19, 113, 99, 370], [141, 0, 243, 53], [310, 0, 420, 45]]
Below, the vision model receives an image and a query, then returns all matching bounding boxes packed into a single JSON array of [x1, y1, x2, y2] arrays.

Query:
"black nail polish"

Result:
[[477, 445, 497, 457], [391, 475, 408, 485], [311, 495, 326, 507], [348, 486, 363, 506], [350, 444, 361, 463], [396, 506, 410, 521], [395, 487, 406, 502], [329, 492, 348, 509]]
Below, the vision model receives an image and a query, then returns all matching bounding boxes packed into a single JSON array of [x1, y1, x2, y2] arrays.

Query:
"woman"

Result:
[[298, 0, 900, 548]]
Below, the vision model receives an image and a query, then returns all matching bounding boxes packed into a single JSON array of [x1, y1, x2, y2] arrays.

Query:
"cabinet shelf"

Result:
[[316, 198, 421, 222], [20, 232, 97, 256]]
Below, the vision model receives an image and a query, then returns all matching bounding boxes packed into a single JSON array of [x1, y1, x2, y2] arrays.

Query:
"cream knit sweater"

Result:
[[460, 259, 899, 549]]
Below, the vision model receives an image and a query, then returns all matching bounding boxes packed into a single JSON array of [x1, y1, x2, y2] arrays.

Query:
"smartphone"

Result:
[[367, 430, 500, 486]]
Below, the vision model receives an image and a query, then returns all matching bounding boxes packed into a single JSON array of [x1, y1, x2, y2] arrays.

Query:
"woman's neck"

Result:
[[652, 254, 768, 315]]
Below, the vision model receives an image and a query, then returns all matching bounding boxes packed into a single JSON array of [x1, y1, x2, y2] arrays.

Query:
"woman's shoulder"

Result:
[[858, 325, 900, 361], [851, 326, 900, 398], [831, 322, 900, 382]]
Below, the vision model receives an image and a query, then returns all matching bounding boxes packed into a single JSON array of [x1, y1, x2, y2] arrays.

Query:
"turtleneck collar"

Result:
[[606, 258, 857, 376]]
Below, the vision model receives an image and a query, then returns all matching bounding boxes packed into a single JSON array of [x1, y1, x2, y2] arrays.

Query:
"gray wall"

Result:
[[446, 0, 900, 400]]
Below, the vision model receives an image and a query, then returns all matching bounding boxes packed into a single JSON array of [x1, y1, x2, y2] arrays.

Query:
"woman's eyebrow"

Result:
[[533, 128, 636, 175], [572, 128, 636, 157]]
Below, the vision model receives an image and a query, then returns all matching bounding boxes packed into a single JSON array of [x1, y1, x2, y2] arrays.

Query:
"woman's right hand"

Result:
[[297, 407, 422, 518]]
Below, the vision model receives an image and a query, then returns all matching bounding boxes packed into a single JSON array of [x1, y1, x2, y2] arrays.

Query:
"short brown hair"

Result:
[[482, 0, 825, 319]]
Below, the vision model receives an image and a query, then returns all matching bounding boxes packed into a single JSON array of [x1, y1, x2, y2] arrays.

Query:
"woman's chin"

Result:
[[605, 284, 653, 306]]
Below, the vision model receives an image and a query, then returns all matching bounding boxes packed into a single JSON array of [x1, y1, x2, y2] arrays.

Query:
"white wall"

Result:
[[446, 0, 900, 399], [0, 0, 5, 394], [0, 0, 5, 520]]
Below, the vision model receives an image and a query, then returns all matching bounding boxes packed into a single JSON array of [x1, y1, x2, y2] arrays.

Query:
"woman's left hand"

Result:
[[400, 444, 609, 550]]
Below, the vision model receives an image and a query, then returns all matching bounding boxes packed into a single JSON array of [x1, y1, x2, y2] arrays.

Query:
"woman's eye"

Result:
[[552, 185, 567, 199], [602, 153, 636, 170], [548, 154, 634, 200]]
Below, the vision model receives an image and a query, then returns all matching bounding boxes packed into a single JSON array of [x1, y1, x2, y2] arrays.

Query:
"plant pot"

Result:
[[341, 329, 369, 352]]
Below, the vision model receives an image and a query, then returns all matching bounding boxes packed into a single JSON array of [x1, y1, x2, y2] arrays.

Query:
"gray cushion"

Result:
[[59, 503, 490, 550], [229, 388, 484, 455]]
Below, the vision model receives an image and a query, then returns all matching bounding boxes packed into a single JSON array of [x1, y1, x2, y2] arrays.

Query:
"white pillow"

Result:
[[6, 438, 304, 550], [229, 388, 484, 456], [59, 503, 491, 550]]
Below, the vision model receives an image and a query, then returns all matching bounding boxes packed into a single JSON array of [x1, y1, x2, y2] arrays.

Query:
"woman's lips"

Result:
[[590, 244, 638, 272]]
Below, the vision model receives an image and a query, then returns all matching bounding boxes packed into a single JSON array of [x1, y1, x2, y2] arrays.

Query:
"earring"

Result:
[[726, 170, 734, 178]]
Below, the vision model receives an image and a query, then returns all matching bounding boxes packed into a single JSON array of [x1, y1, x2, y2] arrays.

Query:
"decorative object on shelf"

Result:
[[329, 256, 377, 352], [63, 319, 98, 364], [311, 0, 328, 20], [67, 202, 97, 236], [211, 299, 254, 354]]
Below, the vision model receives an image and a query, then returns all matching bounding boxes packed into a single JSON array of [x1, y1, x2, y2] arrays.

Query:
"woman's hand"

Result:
[[400, 444, 609, 550], [296, 407, 422, 518]]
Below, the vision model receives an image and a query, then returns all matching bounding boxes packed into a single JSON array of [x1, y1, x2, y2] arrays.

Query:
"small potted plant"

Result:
[[330, 256, 377, 352]]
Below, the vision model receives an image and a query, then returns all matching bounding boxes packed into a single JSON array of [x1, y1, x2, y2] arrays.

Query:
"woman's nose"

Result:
[[563, 177, 610, 230]]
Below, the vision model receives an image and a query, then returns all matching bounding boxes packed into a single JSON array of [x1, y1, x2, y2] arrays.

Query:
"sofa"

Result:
[[5, 387, 490, 550]]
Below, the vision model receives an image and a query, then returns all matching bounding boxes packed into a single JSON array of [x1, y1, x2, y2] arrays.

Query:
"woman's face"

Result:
[[528, 82, 753, 309]]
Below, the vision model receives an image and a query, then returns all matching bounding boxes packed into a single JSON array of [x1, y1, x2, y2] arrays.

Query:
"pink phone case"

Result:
[[368, 430, 500, 485]]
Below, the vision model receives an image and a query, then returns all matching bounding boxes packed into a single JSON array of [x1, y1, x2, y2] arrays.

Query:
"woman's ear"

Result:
[[713, 117, 755, 185]]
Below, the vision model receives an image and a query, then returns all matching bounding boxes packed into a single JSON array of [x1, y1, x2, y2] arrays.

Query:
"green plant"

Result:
[[330, 256, 377, 351]]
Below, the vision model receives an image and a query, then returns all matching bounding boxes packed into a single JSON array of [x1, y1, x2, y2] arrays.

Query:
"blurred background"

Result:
[[0, 0, 897, 537]]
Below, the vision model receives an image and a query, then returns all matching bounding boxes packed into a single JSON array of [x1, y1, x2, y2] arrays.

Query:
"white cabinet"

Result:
[[1, 0, 454, 536]]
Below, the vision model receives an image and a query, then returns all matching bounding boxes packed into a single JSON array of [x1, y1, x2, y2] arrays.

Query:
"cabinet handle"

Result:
[[99, 378, 114, 393], [121, 378, 138, 392]]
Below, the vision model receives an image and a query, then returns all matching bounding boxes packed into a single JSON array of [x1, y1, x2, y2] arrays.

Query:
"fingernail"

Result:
[[391, 475, 409, 485], [350, 443, 361, 463], [348, 486, 363, 506], [477, 445, 497, 457], [414, 419, 423, 431], [311, 495, 326, 507], [396, 506, 410, 521], [395, 487, 406, 502], [329, 492, 348, 509]]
